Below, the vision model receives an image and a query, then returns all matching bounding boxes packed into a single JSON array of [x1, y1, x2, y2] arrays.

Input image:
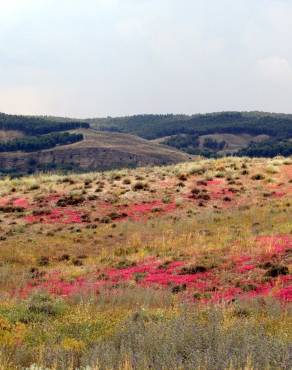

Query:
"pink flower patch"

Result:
[[276, 286, 292, 302], [117, 201, 176, 221], [25, 208, 82, 224], [245, 282, 274, 299], [207, 179, 225, 186], [272, 192, 286, 198], [105, 262, 159, 282], [142, 271, 210, 287], [0, 197, 29, 208], [256, 235, 292, 254], [211, 188, 234, 201], [237, 264, 256, 273], [13, 198, 29, 208], [232, 255, 252, 264], [15, 247, 292, 304], [102, 260, 211, 292]]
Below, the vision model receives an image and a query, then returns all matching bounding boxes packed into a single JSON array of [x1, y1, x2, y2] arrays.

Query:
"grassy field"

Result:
[[0, 156, 291, 369]]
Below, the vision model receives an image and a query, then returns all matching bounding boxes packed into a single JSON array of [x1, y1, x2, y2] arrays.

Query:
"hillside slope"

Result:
[[89, 112, 292, 157], [1, 111, 292, 169], [0, 156, 291, 369], [0, 129, 192, 175]]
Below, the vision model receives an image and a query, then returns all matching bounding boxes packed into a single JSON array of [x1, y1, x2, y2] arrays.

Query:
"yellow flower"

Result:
[[0, 317, 26, 346], [0, 317, 12, 332], [61, 338, 85, 352]]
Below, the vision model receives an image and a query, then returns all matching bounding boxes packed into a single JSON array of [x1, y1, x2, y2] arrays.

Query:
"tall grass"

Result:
[[0, 301, 290, 370]]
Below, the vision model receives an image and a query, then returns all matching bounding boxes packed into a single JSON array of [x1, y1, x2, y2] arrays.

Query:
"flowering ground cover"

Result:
[[25, 208, 83, 224], [17, 234, 291, 306], [0, 157, 291, 369]]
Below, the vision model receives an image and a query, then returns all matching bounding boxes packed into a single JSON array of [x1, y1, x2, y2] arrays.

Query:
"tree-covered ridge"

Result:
[[91, 112, 292, 140], [0, 132, 83, 153], [89, 112, 292, 157], [164, 134, 226, 156], [239, 139, 292, 157], [164, 133, 292, 158], [0, 113, 89, 135], [163, 133, 199, 150]]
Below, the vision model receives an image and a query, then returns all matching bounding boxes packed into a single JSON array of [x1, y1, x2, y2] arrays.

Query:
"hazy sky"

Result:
[[1, 0, 292, 117]]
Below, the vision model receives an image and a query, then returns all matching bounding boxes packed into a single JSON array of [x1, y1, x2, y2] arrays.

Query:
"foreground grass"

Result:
[[0, 296, 291, 370]]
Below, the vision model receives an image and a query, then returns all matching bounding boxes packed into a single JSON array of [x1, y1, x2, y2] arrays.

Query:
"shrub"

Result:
[[177, 173, 188, 181], [266, 166, 279, 174], [251, 173, 265, 180], [132, 182, 149, 191], [265, 264, 289, 278], [171, 284, 187, 294], [56, 195, 85, 207], [114, 260, 137, 269], [179, 265, 207, 274], [188, 165, 206, 175], [25, 292, 66, 318]]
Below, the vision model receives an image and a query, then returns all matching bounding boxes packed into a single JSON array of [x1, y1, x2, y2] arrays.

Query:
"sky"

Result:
[[0, 0, 292, 117]]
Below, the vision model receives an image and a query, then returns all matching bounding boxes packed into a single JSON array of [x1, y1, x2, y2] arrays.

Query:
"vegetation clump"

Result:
[[132, 181, 149, 191], [56, 195, 85, 207], [179, 265, 208, 274]]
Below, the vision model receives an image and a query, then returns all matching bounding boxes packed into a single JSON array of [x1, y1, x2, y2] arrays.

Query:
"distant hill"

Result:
[[0, 128, 192, 176], [0, 113, 88, 154], [1, 111, 292, 175], [89, 112, 292, 157]]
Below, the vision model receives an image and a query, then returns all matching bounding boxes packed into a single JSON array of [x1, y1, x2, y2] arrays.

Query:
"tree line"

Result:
[[238, 139, 292, 157], [0, 113, 89, 135], [0, 132, 83, 153], [91, 112, 292, 140]]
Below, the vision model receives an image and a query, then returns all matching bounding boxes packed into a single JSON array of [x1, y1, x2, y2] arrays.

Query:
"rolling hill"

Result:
[[1, 111, 292, 176], [0, 127, 192, 175], [89, 112, 292, 157]]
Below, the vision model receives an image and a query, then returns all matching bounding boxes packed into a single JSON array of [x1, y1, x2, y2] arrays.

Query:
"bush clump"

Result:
[[132, 182, 149, 191]]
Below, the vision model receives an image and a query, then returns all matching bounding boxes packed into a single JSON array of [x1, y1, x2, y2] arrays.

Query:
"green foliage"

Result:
[[0, 113, 89, 135], [203, 137, 226, 150], [0, 132, 83, 153], [90, 112, 292, 140], [239, 139, 292, 157], [0, 292, 66, 324], [163, 134, 223, 157], [25, 292, 66, 318], [164, 134, 200, 154]]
